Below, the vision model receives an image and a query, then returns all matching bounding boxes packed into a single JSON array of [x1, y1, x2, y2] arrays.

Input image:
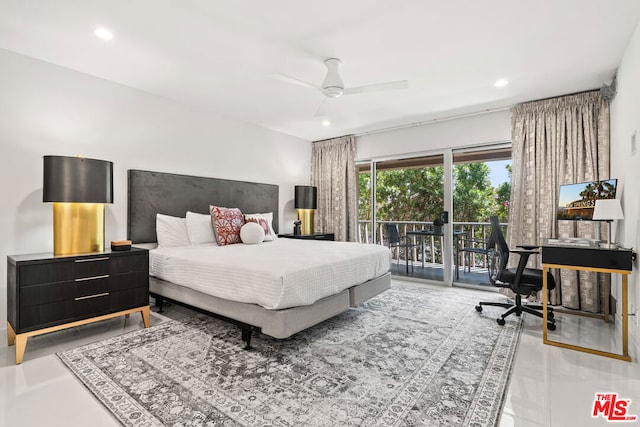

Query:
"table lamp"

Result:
[[593, 199, 624, 248], [43, 155, 113, 255], [294, 185, 317, 235]]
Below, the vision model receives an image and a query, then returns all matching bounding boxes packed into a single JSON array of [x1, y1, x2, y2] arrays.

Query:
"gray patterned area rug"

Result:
[[57, 284, 522, 426]]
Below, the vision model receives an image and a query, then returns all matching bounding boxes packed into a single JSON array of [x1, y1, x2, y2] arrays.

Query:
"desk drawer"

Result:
[[542, 246, 632, 271]]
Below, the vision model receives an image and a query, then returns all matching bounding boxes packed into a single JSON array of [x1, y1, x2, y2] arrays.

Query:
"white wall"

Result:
[[356, 110, 511, 161], [0, 49, 311, 328], [610, 22, 640, 355]]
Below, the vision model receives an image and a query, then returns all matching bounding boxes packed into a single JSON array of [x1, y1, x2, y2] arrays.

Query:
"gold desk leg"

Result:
[[622, 274, 629, 358], [141, 306, 150, 328], [7, 322, 16, 346], [543, 266, 548, 342], [15, 334, 28, 365], [604, 278, 610, 323]]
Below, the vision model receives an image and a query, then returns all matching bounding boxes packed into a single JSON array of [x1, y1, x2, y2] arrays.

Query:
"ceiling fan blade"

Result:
[[314, 98, 330, 117], [270, 73, 318, 90], [343, 80, 408, 95]]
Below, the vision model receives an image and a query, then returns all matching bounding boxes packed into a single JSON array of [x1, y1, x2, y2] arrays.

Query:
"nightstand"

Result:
[[279, 233, 335, 241], [6, 247, 150, 364]]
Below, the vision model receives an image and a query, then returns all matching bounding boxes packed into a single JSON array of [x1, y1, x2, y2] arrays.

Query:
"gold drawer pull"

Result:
[[74, 292, 109, 301], [75, 257, 109, 263], [75, 274, 110, 282]]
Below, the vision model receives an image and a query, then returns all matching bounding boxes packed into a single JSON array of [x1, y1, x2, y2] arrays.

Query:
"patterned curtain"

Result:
[[509, 91, 610, 312], [310, 135, 357, 242]]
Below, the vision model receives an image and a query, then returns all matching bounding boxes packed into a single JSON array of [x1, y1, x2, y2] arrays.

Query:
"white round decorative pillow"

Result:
[[240, 222, 265, 244]]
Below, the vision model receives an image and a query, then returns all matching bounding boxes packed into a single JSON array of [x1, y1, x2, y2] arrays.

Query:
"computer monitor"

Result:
[[556, 179, 618, 221]]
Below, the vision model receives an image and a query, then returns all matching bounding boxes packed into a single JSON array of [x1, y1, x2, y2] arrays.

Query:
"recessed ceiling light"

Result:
[[94, 28, 114, 40], [322, 120, 331, 127], [495, 79, 509, 88]]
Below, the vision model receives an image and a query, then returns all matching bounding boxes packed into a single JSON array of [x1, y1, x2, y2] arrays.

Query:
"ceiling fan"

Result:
[[272, 58, 408, 115]]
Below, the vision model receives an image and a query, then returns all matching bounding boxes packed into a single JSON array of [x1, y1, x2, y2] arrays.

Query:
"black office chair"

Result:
[[475, 216, 556, 330]]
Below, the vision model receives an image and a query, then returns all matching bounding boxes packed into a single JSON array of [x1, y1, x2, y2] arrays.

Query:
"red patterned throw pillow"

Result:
[[210, 205, 245, 246]]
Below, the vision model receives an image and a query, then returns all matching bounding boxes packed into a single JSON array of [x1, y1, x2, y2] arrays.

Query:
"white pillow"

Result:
[[185, 211, 217, 245], [240, 222, 265, 244], [156, 213, 190, 247], [244, 212, 278, 241]]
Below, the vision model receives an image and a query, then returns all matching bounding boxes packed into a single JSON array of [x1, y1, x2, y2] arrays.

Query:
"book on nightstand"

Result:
[[111, 240, 132, 251]]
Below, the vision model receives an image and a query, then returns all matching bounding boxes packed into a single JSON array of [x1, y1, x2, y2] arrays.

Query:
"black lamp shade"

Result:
[[295, 185, 317, 209], [43, 155, 113, 203]]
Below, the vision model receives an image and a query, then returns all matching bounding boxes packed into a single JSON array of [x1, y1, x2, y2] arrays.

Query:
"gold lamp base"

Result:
[[53, 203, 105, 255], [296, 209, 315, 235]]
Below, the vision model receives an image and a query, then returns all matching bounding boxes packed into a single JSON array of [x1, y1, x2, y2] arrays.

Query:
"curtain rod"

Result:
[[521, 88, 599, 105], [354, 106, 510, 138], [354, 87, 601, 138]]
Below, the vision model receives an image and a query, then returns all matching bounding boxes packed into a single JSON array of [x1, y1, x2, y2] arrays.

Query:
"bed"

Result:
[[127, 169, 391, 348]]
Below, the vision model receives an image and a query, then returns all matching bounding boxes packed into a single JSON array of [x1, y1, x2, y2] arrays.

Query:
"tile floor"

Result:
[[1, 281, 638, 427]]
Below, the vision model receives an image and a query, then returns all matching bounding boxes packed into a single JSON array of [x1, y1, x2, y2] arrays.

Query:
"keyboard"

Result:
[[545, 238, 599, 248]]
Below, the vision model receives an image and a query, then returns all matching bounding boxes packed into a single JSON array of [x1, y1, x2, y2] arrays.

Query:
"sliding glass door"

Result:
[[358, 144, 511, 286], [358, 154, 452, 283]]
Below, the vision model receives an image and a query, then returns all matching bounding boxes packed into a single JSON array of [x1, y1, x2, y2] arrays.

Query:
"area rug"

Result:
[[57, 284, 522, 426]]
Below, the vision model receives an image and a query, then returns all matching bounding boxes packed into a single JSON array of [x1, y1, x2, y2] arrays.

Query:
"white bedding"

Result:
[[150, 239, 390, 310]]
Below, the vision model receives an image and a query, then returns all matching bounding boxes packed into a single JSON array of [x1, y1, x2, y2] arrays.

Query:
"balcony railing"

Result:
[[358, 220, 506, 272]]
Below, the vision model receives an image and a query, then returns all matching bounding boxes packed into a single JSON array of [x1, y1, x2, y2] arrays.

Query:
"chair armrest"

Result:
[[510, 249, 538, 288]]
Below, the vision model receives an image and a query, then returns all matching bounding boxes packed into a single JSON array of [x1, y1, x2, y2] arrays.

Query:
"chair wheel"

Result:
[[548, 323, 556, 331], [475, 305, 483, 312], [496, 318, 505, 325]]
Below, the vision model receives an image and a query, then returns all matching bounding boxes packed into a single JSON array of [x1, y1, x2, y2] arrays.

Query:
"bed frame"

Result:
[[127, 169, 391, 348]]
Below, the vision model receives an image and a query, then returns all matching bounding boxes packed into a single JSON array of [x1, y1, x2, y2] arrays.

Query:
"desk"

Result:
[[405, 230, 467, 278], [541, 245, 633, 362]]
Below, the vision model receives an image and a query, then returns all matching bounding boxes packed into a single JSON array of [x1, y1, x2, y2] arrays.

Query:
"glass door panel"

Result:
[[356, 163, 373, 243], [374, 154, 447, 282], [452, 146, 511, 286]]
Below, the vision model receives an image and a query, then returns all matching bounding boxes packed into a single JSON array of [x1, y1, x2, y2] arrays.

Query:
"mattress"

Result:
[[149, 239, 391, 310]]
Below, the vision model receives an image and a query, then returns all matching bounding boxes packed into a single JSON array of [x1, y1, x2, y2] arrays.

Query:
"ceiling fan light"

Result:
[[322, 86, 343, 98], [322, 58, 344, 98], [94, 27, 113, 40]]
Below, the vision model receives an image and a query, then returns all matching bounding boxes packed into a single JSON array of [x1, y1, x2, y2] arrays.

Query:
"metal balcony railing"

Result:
[[358, 220, 506, 271]]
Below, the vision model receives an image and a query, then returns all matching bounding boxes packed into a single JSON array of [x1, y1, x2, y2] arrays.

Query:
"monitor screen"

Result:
[[557, 179, 618, 221]]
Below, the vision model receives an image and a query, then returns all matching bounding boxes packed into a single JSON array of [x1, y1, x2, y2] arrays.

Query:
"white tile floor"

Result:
[[1, 283, 638, 427]]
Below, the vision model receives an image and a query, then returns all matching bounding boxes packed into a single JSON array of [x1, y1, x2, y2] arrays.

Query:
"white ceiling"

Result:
[[1, 1, 639, 141]]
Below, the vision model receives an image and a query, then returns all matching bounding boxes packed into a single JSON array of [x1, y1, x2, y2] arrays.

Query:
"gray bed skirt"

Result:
[[150, 272, 391, 339]]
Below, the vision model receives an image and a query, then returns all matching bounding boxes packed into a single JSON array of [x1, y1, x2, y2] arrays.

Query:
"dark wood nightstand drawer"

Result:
[[20, 276, 111, 306], [110, 252, 148, 274], [110, 271, 149, 291], [75, 288, 149, 319], [19, 256, 110, 286], [18, 287, 149, 332]]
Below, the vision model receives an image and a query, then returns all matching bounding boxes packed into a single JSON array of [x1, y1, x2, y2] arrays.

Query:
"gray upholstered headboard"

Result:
[[127, 169, 279, 243]]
